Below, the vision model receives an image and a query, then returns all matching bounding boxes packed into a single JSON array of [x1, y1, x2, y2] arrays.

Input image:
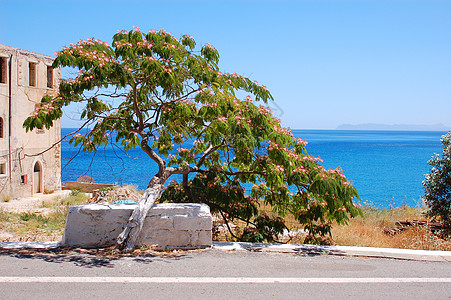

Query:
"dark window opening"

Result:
[[0, 117, 3, 138], [29, 62, 37, 86], [46, 66, 53, 88], [0, 57, 7, 84], [0, 163, 6, 175], [21, 175, 28, 184]]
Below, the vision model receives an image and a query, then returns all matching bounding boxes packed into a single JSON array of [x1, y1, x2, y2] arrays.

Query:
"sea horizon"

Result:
[[60, 128, 448, 208], [62, 127, 451, 132]]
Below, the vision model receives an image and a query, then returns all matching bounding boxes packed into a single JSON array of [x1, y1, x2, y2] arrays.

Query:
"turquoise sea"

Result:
[[61, 128, 447, 208]]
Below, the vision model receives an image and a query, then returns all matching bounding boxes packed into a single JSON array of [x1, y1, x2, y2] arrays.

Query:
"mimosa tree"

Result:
[[24, 28, 361, 251]]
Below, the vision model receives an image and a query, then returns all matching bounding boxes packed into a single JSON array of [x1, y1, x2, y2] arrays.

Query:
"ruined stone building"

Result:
[[0, 44, 61, 199]]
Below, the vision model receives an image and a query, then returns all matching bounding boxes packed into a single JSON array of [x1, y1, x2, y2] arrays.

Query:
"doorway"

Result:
[[33, 162, 42, 194]]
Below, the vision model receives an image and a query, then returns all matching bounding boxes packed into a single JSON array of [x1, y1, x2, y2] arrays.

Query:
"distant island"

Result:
[[336, 123, 451, 131]]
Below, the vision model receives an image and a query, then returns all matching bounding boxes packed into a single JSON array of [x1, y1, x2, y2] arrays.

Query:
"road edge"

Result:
[[212, 241, 451, 262], [1, 240, 450, 262]]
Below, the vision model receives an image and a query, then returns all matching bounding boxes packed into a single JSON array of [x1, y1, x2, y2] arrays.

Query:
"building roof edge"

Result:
[[0, 44, 55, 60]]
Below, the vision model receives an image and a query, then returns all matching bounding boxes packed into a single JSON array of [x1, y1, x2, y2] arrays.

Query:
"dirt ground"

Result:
[[0, 190, 72, 241], [0, 190, 72, 214]]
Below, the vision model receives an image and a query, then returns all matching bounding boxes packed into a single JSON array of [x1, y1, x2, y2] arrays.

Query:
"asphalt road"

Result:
[[0, 248, 450, 299]]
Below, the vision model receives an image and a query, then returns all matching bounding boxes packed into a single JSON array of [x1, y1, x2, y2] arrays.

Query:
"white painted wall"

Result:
[[62, 203, 212, 250]]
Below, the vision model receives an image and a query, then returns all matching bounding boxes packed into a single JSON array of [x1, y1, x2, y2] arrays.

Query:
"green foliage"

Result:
[[70, 189, 81, 196], [0, 209, 11, 222], [19, 212, 49, 222], [99, 186, 114, 192], [58, 193, 90, 206], [161, 167, 361, 244], [161, 172, 288, 242], [16, 210, 66, 232], [423, 131, 451, 238], [24, 28, 362, 244]]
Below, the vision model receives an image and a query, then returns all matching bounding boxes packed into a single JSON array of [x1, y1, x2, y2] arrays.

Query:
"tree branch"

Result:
[[24, 119, 93, 158], [131, 84, 145, 130], [196, 142, 224, 169], [140, 134, 165, 177]]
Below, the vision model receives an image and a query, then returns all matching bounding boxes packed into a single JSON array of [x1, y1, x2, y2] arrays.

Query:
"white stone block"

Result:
[[62, 203, 212, 249], [145, 216, 174, 230], [173, 215, 212, 230], [198, 230, 213, 246]]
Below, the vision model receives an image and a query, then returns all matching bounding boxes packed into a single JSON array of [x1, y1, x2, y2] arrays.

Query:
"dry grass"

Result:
[[89, 185, 142, 203], [2, 193, 450, 251], [0, 193, 89, 242], [330, 205, 451, 251], [213, 203, 451, 251]]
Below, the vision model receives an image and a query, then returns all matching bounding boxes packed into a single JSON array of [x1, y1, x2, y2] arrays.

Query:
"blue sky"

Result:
[[1, 0, 450, 129]]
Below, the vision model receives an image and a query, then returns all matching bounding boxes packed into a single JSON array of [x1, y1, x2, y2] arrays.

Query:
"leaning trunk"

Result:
[[116, 179, 164, 252]]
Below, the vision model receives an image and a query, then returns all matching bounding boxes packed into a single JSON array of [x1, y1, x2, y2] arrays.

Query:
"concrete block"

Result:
[[198, 230, 213, 246], [173, 215, 212, 230], [140, 230, 192, 248], [62, 203, 212, 249], [144, 215, 174, 230]]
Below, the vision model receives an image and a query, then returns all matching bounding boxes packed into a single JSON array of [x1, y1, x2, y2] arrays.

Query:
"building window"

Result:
[[0, 117, 3, 138], [29, 62, 37, 86], [0, 162, 6, 175], [21, 175, 28, 184], [47, 66, 53, 88], [0, 57, 7, 84]]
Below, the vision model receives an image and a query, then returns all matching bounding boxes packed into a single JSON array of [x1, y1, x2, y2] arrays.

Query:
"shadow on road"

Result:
[[292, 245, 347, 257], [215, 241, 347, 257], [0, 247, 190, 268]]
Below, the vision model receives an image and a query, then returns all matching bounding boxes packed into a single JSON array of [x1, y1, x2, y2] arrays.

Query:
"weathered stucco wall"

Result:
[[62, 203, 212, 250], [0, 44, 61, 199]]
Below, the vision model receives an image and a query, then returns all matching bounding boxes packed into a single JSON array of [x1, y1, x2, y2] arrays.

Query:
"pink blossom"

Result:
[[275, 165, 284, 173], [297, 138, 308, 146]]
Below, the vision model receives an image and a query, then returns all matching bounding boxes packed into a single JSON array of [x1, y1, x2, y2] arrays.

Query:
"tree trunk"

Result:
[[116, 180, 164, 252]]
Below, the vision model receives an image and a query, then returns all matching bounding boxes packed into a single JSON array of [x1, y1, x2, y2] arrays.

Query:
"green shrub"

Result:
[[19, 212, 49, 223], [423, 131, 451, 238]]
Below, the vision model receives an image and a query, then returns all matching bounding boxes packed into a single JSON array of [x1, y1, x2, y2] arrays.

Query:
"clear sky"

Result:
[[1, 0, 450, 129]]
